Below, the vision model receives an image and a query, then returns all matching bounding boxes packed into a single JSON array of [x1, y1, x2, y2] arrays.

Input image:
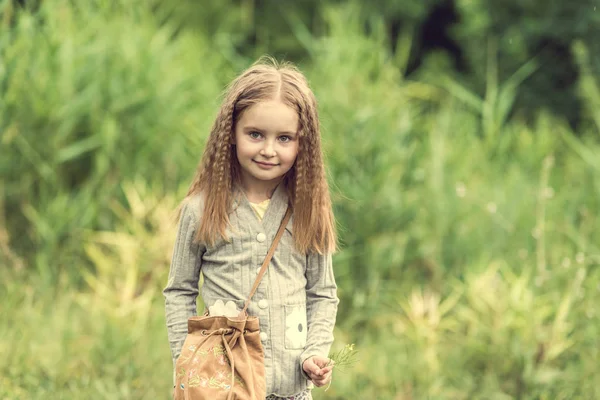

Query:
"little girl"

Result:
[[163, 58, 339, 399]]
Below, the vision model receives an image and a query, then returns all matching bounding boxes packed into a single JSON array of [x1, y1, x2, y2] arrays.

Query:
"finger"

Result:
[[304, 359, 320, 375], [320, 365, 334, 374], [308, 372, 325, 383], [312, 370, 327, 380], [312, 366, 332, 378], [312, 378, 325, 387], [314, 357, 332, 368], [312, 376, 330, 387], [313, 370, 332, 385], [307, 366, 321, 377], [320, 370, 333, 380]]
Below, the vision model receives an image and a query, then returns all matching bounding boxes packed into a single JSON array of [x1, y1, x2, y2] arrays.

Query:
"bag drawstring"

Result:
[[221, 331, 236, 400], [183, 328, 237, 400]]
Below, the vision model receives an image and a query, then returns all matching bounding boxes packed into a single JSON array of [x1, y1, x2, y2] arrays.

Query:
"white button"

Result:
[[260, 332, 268, 342], [256, 267, 262, 275], [258, 299, 268, 309], [256, 232, 266, 243]]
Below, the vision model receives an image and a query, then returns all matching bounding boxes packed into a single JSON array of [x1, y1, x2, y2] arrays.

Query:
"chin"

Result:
[[256, 173, 286, 182], [257, 175, 284, 182]]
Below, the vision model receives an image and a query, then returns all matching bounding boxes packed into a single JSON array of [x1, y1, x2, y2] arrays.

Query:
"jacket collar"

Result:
[[232, 182, 291, 234]]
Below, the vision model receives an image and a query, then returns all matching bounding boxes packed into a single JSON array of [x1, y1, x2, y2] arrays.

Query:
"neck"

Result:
[[240, 177, 282, 203]]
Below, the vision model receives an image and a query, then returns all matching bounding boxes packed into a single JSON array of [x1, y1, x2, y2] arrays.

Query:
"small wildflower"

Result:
[[576, 252, 585, 264], [455, 182, 466, 198], [486, 202, 497, 214], [327, 343, 358, 371], [561, 258, 571, 269], [324, 344, 359, 392]]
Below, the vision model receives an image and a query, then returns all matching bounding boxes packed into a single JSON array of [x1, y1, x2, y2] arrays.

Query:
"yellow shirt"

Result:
[[249, 199, 270, 220]]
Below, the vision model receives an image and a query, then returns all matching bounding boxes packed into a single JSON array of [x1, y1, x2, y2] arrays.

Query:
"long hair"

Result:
[[183, 57, 336, 255]]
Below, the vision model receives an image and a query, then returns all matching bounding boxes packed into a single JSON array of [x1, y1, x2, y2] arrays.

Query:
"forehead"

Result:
[[238, 99, 299, 132]]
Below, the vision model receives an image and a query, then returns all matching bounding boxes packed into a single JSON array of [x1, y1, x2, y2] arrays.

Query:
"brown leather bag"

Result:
[[173, 207, 292, 400]]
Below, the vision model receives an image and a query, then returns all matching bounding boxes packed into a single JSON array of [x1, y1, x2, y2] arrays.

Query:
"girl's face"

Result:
[[234, 99, 299, 193]]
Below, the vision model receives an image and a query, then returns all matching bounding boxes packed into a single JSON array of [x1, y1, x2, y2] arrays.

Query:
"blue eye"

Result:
[[279, 135, 292, 143], [249, 131, 262, 139]]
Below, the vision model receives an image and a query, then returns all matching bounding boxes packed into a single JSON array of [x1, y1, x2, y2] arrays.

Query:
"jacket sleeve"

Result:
[[299, 252, 339, 374], [163, 198, 206, 373]]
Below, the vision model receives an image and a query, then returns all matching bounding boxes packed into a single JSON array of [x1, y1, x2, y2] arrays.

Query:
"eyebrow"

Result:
[[244, 126, 297, 136]]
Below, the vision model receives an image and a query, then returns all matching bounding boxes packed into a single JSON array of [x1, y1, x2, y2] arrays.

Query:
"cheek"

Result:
[[287, 145, 300, 164], [236, 148, 252, 167], [235, 143, 253, 160]]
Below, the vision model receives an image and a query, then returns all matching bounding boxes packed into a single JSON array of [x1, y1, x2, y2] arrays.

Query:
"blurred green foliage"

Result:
[[1, 0, 600, 399], [150, 0, 600, 126]]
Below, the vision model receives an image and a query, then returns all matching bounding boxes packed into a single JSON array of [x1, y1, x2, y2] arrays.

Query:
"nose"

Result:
[[260, 140, 276, 157]]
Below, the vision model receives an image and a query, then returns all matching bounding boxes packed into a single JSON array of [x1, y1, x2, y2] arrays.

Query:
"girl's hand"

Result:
[[302, 356, 334, 387]]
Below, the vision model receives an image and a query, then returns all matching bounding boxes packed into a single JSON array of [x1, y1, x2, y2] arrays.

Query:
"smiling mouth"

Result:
[[253, 160, 278, 166]]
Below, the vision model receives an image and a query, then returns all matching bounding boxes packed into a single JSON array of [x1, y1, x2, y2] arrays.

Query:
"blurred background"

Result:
[[1, 0, 599, 398]]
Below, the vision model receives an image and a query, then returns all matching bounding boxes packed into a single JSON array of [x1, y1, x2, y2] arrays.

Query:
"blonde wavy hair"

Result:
[[182, 57, 336, 255]]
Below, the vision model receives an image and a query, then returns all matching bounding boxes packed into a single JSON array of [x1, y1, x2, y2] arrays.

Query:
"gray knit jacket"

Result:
[[163, 184, 339, 397]]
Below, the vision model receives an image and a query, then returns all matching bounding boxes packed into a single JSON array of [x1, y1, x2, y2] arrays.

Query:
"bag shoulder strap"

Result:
[[240, 206, 292, 315]]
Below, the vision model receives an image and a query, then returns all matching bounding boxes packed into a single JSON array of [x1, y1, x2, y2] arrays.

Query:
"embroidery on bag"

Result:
[[178, 342, 246, 391], [186, 370, 246, 390], [211, 344, 226, 358], [177, 344, 209, 364]]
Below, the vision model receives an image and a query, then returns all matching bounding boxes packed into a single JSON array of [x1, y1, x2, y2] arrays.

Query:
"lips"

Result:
[[253, 160, 278, 166]]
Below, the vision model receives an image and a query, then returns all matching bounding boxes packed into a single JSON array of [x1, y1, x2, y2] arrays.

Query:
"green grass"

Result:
[[1, 1, 600, 399]]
